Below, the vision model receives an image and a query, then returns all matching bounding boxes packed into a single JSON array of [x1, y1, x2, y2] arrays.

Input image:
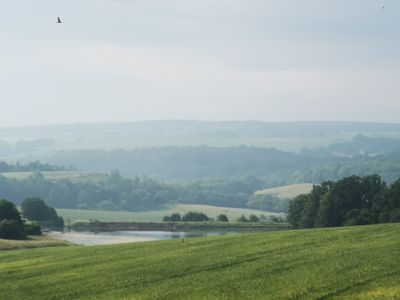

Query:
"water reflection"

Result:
[[49, 229, 245, 246]]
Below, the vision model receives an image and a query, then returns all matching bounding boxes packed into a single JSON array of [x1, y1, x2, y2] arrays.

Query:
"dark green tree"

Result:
[[216, 214, 229, 222], [0, 199, 23, 225], [249, 214, 259, 222]]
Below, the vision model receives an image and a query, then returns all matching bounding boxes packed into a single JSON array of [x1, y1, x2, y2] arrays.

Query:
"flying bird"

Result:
[[57, 17, 62, 24]]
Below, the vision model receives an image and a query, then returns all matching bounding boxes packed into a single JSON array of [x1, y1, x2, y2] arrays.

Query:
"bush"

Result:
[[237, 214, 248, 222], [216, 214, 229, 222], [182, 211, 209, 222], [249, 214, 260, 222], [24, 223, 42, 235], [0, 219, 27, 240], [21, 198, 64, 227], [170, 213, 182, 222], [0, 199, 23, 224]]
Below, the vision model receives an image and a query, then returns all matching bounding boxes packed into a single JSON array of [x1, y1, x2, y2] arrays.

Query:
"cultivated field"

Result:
[[254, 183, 314, 199], [0, 223, 399, 299], [57, 204, 281, 223]]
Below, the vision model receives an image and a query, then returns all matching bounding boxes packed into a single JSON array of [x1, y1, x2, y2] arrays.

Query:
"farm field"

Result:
[[0, 235, 72, 251], [254, 183, 314, 199], [0, 171, 107, 182], [0, 223, 399, 299], [57, 204, 281, 223]]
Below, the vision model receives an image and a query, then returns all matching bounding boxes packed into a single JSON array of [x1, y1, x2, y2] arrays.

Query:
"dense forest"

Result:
[[46, 139, 400, 183], [288, 175, 400, 228]]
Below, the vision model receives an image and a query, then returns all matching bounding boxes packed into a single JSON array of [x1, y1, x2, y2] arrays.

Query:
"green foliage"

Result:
[[0, 199, 27, 240], [1, 223, 400, 299], [23, 223, 42, 236], [0, 160, 71, 173], [247, 194, 289, 212], [216, 214, 229, 222], [237, 214, 248, 222], [0, 199, 23, 225], [21, 198, 64, 227], [163, 213, 182, 222], [181, 211, 209, 222], [0, 219, 26, 240], [248, 214, 259, 222], [287, 175, 400, 229]]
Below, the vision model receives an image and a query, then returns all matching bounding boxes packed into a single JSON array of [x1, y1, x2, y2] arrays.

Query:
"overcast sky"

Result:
[[0, 0, 399, 126]]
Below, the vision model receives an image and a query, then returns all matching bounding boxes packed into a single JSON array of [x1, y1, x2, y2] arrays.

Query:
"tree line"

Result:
[[0, 171, 278, 212], [0, 161, 72, 172], [288, 175, 400, 229], [0, 198, 62, 240]]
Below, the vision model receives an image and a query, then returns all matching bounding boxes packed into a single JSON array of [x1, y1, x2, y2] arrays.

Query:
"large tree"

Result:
[[0, 199, 23, 224]]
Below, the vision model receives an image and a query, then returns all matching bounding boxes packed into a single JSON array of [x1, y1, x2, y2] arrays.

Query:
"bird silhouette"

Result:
[[57, 17, 62, 24]]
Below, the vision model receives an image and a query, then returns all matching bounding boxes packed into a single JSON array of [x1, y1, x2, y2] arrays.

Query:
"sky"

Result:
[[0, 0, 399, 127]]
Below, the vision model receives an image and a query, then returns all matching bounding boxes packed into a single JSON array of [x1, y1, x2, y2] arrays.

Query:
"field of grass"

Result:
[[57, 204, 281, 223], [254, 183, 314, 199], [0, 235, 72, 251], [0, 223, 399, 299], [0, 171, 107, 182]]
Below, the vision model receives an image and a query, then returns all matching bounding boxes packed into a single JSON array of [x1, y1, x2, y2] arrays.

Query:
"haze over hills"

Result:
[[1, 120, 400, 159]]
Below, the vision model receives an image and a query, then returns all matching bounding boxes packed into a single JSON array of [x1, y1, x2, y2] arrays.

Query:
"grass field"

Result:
[[0, 223, 399, 299], [0, 235, 72, 251], [0, 171, 107, 182], [254, 183, 314, 199], [57, 204, 281, 223]]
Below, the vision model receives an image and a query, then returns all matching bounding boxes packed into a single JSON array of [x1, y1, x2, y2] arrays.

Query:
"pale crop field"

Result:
[[254, 183, 314, 199]]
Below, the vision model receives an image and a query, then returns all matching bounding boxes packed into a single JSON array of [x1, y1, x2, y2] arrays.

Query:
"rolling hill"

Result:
[[1, 223, 399, 299]]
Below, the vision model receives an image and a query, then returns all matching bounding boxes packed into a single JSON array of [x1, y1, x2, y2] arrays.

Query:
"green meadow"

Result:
[[57, 204, 280, 223], [1, 223, 399, 299]]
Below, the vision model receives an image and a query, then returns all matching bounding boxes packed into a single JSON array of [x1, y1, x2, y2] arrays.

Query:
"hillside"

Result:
[[1, 223, 399, 299], [254, 183, 314, 198], [247, 184, 313, 212]]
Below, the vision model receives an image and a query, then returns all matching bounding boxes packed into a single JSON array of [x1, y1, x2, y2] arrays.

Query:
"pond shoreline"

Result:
[[69, 221, 289, 232]]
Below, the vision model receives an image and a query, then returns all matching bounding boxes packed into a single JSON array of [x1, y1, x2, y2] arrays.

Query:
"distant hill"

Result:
[[1, 121, 400, 158]]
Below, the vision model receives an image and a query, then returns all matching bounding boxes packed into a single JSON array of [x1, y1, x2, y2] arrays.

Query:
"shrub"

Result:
[[170, 213, 182, 222], [21, 198, 64, 227], [24, 223, 42, 235], [216, 214, 229, 222], [0, 199, 23, 224], [0, 219, 27, 240], [182, 211, 209, 222], [249, 214, 260, 222], [237, 214, 248, 222]]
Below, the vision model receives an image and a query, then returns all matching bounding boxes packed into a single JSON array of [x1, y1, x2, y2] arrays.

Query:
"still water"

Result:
[[48, 229, 247, 246]]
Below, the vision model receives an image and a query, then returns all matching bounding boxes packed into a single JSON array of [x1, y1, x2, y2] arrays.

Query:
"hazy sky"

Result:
[[1, 0, 399, 126]]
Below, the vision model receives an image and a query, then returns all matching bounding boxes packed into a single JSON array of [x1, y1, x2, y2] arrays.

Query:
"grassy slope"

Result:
[[0, 235, 72, 251], [58, 204, 281, 223], [254, 183, 314, 199], [1, 223, 399, 299]]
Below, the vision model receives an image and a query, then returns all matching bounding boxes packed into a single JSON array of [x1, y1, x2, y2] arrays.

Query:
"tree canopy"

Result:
[[288, 175, 400, 229]]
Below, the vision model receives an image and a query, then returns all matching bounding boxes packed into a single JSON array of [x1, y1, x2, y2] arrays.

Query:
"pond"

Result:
[[48, 228, 266, 246]]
